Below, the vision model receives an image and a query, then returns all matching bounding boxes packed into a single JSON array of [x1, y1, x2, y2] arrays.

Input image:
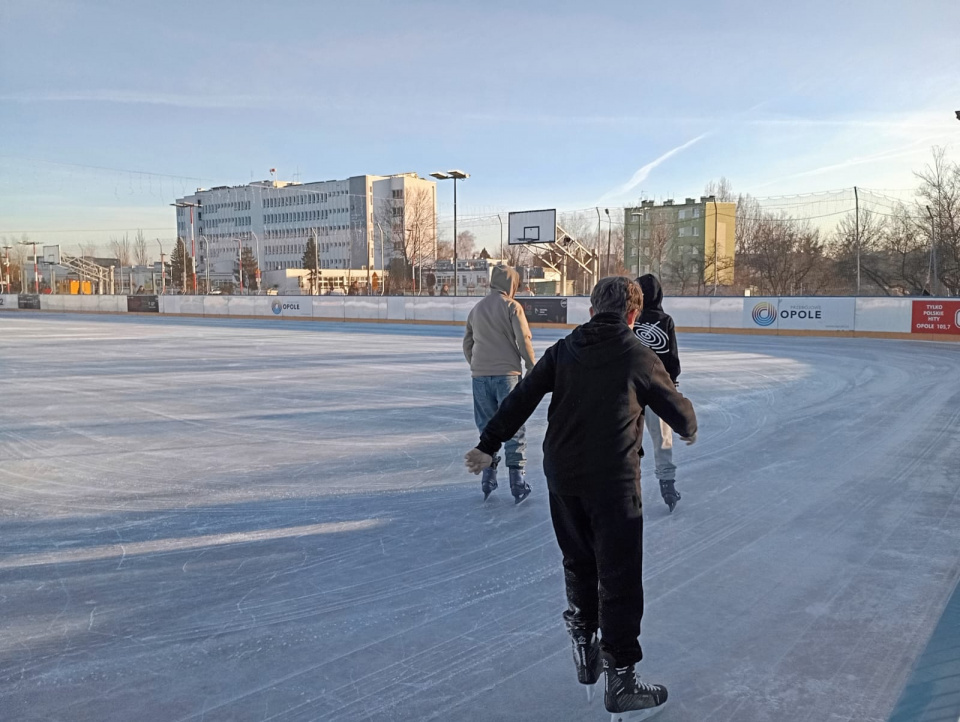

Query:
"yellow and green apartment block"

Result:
[[624, 196, 736, 285]]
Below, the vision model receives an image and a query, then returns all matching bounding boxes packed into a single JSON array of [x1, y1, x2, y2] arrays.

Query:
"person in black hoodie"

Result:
[[634, 274, 683, 511], [464, 276, 697, 717]]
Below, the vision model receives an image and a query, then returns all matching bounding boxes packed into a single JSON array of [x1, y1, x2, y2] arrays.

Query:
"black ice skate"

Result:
[[659, 479, 680, 512], [481, 456, 500, 500], [509, 468, 531, 504], [604, 661, 668, 721], [570, 630, 603, 702]]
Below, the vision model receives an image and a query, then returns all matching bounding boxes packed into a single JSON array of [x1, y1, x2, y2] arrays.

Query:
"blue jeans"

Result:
[[644, 410, 676, 481], [472, 375, 526, 469]]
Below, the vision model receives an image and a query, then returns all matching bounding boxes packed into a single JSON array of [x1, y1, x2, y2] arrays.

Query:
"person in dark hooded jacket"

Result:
[[464, 276, 697, 717], [633, 274, 683, 511]]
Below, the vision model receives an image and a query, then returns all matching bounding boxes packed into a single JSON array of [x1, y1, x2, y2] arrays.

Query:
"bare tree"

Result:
[[665, 246, 704, 295], [110, 234, 132, 266], [704, 177, 736, 202], [831, 209, 891, 293], [648, 213, 671, 278], [373, 185, 436, 293], [915, 146, 960, 295], [747, 215, 827, 295], [457, 230, 476, 259], [134, 229, 149, 266]]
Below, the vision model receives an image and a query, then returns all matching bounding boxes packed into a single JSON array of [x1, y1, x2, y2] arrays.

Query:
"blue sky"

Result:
[[1, 0, 959, 251]]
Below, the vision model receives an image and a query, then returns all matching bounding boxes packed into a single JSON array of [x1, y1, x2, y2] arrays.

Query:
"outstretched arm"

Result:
[[643, 355, 697, 440]]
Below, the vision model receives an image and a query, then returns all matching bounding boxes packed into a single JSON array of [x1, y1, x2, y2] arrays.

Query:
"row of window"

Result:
[[264, 209, 346, 225], [268, 259, 349, 271], [200, 216, 252, 229], [204, 201, 251, 214], [263, 190, 347, 208], [265, 226, 350, 240]]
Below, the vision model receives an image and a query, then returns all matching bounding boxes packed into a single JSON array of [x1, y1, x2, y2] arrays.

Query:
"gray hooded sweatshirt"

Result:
[[463, 266, 536, 377]]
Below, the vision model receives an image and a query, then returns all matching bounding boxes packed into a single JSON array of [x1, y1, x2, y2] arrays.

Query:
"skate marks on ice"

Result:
[[1, 316, 960, 721]]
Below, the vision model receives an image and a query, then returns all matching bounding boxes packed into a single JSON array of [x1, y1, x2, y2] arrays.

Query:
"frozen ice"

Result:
[[1, 313, 958, 721]]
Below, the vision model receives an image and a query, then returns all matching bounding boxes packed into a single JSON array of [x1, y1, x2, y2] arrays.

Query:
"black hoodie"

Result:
[[477, 312, 697, 497], [634, 275, 680, 383]]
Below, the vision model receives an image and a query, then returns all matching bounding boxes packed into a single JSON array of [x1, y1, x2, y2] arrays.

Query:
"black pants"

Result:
[[548, 491, 644, 667]]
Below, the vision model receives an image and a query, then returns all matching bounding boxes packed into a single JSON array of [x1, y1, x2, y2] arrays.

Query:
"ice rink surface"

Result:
[[1, 312, 959, 722]]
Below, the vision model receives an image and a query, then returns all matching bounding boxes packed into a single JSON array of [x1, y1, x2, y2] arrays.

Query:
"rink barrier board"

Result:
[[3, 293, 959, 342]]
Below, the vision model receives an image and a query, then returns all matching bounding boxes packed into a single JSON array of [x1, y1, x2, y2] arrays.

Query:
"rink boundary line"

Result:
[[4, 307, 960, 342]]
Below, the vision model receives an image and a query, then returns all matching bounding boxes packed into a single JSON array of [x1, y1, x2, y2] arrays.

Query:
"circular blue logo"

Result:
[[752, 302, 777, 327]]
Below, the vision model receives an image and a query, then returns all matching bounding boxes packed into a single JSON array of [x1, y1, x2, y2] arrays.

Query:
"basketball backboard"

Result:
[[508, 209, 556, 245], [43, 245, 61, 264]]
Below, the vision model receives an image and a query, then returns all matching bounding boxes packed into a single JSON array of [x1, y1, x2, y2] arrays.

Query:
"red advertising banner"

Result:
[[912, 300, 960, 334]]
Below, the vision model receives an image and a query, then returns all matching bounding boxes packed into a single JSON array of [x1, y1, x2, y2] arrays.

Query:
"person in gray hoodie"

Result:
[[463, 265, 537, 502]]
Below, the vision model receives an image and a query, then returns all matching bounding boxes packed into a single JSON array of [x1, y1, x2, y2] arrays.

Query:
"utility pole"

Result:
[[854, 186, 860, 295], [926, 205, 937, 296]]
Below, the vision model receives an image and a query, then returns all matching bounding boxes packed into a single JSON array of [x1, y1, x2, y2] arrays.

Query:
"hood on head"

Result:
[[637, 274, 663, 311], [567, 313, 636, 367], [491, 265, 520, 297]]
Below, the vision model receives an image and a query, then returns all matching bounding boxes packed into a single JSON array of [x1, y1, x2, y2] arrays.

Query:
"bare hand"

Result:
[[681, 432, 697, 446], [464, 448, 494, 474]]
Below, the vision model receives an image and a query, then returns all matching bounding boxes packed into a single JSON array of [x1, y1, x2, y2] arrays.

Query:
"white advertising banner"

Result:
[[0, 294, 17, 310], [777, 298, 855, 331], [742, 297, 856, 332], [268, 297, 313, 317]]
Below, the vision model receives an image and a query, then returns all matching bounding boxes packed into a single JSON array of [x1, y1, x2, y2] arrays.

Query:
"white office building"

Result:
[[173, 172, 437, 289]]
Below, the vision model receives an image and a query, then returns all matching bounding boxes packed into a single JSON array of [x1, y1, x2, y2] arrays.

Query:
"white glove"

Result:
[[464, 448, 494, 474]]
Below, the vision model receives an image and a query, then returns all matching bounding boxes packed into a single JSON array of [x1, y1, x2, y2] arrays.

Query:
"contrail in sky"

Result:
[[598, 133, 709, 203]]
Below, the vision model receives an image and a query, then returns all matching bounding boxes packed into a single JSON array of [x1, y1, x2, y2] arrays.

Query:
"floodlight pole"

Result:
[[236, 238, 243, 294], [631, 212, 643, 279], [375, 222, 386, 295], [431, 170, 469, 296], [498, 214, 503, 260], [250, 231, 262, 293], [712, 196, 719, 296], [171, 201, 200, 294], [1, 245, 12, 293], [18, 241, 39, 293], [156, 240, 165, 295], [604, 209, 611, 277], [200, 235, 210, 293]]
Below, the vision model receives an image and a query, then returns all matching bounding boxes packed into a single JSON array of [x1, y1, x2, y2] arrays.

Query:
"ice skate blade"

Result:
[[585, 679, 601, 703], [609, 703, 666, 721], [667, 501, 676, 512]]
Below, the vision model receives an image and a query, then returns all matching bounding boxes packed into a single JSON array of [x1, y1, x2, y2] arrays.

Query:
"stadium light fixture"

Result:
[[430, 170, 470, 295]]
